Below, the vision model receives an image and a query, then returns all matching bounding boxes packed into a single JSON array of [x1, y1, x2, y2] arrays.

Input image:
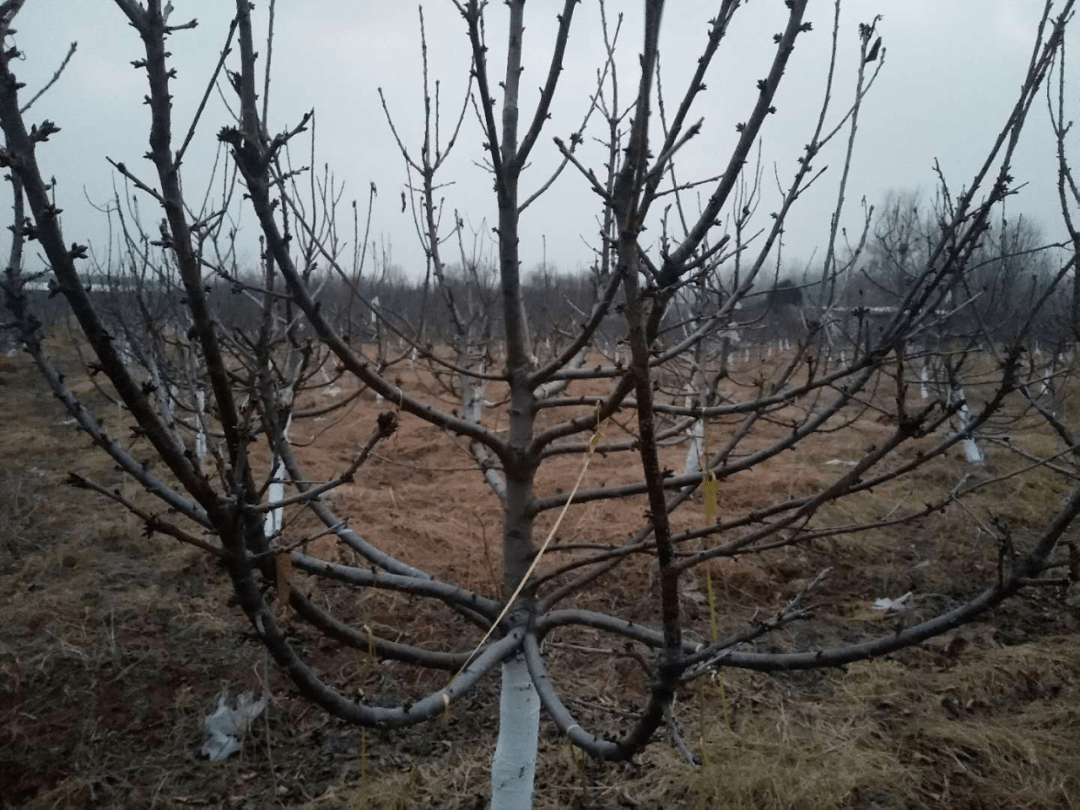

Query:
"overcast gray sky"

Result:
[[6, 1, 1076, 281]]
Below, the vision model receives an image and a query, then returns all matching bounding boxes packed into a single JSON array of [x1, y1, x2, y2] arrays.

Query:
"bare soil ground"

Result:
[[2, 342, 1079, 809]]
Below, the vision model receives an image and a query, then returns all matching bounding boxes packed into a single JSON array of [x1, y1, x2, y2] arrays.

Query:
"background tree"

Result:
[[2, 2, 1080, 808]]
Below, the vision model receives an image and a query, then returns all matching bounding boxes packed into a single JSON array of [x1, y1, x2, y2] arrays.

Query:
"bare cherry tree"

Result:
[[3, 2, 1080, 808]]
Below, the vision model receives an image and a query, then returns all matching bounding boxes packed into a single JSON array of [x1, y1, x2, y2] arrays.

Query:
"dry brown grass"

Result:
[[2, 337, 1079, 809]]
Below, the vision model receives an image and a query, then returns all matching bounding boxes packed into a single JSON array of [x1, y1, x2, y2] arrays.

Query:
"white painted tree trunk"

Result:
[[195, 389, 206, 462], [682, 394, 704, 481], [265, 417, 291, 538], [320, 367, 341, 398], [265, 459, 284, 538], [490, 654, 540, 810], [949, 385, 985, 465], [458, 335, 487, 423], [463, 375, 486, 423], [960, 434, 984, 465], [920, 364, 931, 400]]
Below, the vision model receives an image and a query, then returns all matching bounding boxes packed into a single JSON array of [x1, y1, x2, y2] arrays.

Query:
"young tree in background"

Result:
[[2, 2, 1079, 808]]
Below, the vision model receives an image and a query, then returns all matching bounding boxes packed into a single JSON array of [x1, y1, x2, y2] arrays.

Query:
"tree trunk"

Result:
[[489, 653, 540, 809]]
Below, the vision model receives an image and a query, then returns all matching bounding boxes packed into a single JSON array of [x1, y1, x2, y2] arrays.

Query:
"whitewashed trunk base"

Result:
[[490, 654, 539, 810]]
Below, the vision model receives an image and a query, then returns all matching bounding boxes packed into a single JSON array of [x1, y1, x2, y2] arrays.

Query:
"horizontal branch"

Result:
[[291, 550, 498, 618], [289, 589, 475, 670], [707, 486, 1080, 674]]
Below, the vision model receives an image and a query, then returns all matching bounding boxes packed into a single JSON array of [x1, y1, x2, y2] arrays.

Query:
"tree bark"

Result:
[[490, 654, 540, 810]]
